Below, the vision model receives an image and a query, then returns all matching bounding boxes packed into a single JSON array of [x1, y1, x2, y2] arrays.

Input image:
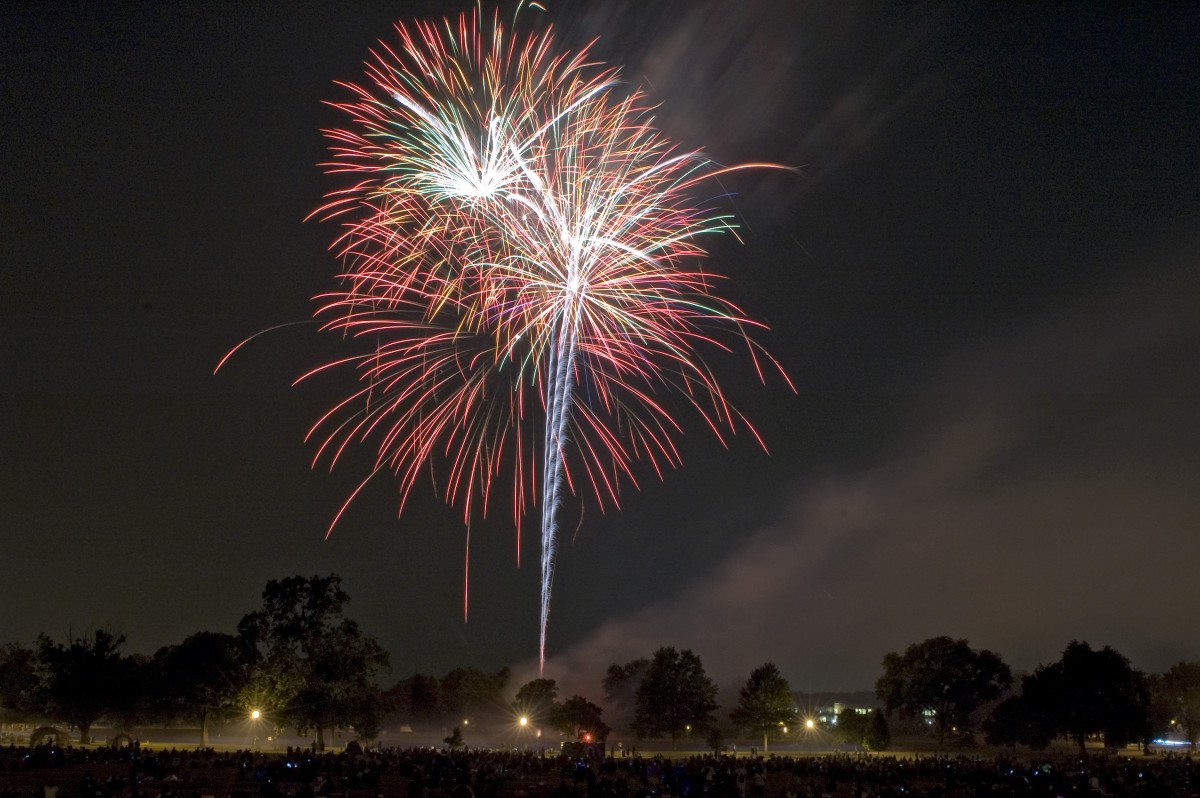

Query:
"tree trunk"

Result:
[[762, 732, 768, 753], [79, 724, 91, 745], [199, 708, 209, 749], [316, 725, 326, 751]]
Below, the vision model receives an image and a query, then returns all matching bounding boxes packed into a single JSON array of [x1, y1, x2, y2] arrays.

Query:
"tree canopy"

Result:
[[729, 662, 796, 752], [551, 695, 610, 742], [834, 708, 891, 751], [151, 632, 252, 747], [0, 643, 41, 722], [1156, 661, 1200, 748], [440, 666, 508, 724], [603, 658, 649, 733], [37, 629, 129, 744], [876, 635, 1011, 748], [513, 678, 558, 728], [0, 586, 1187, 753], [633, 647, 717, 746], [238, 574, 390, 748], [1001, 640, 1149, 753]]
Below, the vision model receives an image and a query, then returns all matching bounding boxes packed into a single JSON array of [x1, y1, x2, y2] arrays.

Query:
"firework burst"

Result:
[[308, 8, 791, 670]]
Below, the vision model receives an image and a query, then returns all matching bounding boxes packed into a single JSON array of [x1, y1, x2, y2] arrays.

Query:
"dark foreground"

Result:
[[2, 745, 1196, 798]]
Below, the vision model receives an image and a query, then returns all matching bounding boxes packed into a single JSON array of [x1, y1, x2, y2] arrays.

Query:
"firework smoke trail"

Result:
[[306, 9, 792, 671], [539, 316, 574, 671]]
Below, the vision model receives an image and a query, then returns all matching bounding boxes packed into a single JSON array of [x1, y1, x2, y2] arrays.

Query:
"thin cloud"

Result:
[[542, 235, 1200, 698]]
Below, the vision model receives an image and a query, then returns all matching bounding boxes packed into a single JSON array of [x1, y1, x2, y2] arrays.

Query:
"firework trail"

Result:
[[308, 8, 791, 671]]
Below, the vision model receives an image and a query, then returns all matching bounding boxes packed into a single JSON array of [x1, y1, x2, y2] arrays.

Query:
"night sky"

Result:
[[3, 2, 1198, 699]]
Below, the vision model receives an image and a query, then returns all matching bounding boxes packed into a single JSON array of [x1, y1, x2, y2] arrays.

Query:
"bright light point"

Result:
[[519, 716, 528, 727], [251, 709, 261, 720], [782, 727, 788, 734], [805, 718, 815, 730]]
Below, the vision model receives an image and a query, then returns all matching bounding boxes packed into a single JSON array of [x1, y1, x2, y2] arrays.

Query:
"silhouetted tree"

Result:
[[1156, 661, 1200, 748], [876, 636, 1011, 748], [513, 678, 558, 728], [993, 641, 1148, 753], [441, 666, 509, 727], [984, 692, 1053, 750], [730, 663, 796, 752], [603, 658, 649, 732], [634, 647, 717, 747], [152, 632, 253, 747], [834, 709, 867, 747], [238, 574, 389, 749], [107, 653, 153, 734], [835, 708, 890, 751], [391, 673, 444, 730], [551, 695, 610, 742], [351, 685, 390, 742], [0, 643, 42, 722], [37, 629, 128, 744], [867, 711, 891, 751]]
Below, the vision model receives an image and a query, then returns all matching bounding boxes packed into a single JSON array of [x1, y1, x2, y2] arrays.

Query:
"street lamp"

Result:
[[249, 709, 263, 751]]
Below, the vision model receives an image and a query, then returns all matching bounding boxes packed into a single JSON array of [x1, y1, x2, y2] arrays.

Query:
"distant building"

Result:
[[792, 691, 883, 728]]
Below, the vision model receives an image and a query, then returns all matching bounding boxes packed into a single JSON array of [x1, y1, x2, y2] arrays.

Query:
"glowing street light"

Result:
[[249, 708, 264, 752]]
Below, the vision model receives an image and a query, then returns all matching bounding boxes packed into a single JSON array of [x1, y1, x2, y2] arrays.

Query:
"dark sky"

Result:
[[2, 2, 1198, 699]]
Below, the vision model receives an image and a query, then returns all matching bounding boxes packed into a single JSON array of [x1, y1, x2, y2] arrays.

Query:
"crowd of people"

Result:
[[1, 743, 1196, 798]]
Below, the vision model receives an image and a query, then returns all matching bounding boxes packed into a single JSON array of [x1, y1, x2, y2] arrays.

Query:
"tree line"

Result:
[[875, 635, 1200, 753], [0, 575, 390, 749], [2, 576, 1199, 754]]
